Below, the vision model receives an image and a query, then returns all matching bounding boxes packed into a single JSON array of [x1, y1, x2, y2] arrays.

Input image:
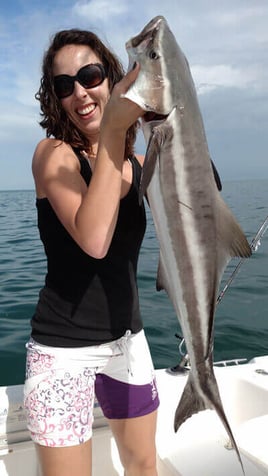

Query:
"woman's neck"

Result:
[[81, 150, 96, 171]]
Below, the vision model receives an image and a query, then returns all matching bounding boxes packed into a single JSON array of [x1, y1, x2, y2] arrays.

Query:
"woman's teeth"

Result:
[[78, 104, 96, 116]]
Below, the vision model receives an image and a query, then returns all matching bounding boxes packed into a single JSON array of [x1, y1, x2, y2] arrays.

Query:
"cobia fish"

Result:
[[124, 15, 251, 472]]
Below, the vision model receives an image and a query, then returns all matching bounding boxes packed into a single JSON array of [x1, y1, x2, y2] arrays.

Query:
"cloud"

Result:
[[0, 110, 39, 141], [192, 63, 262, 95], [72, 0, 129, 21], [213, 4, 268, 28]]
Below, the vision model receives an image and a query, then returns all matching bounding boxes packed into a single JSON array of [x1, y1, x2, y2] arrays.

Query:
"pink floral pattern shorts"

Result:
[[24, 330, 159, 447]]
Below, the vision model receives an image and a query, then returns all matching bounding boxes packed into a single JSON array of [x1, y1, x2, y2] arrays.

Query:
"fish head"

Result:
[[125, 15, 189, 127]]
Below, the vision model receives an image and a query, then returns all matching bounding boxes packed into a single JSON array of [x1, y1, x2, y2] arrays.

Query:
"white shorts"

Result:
[[24, 330, 159, 447]]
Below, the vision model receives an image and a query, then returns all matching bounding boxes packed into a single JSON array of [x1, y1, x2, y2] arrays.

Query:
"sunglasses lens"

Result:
[[78, 64, 105, 89], [54, 77, 73, 99], [54, 64, 106, 99]]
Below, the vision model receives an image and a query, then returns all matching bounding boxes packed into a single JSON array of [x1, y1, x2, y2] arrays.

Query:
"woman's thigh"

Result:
[[36, 439, 92, 476], [109, 410, 158, 473]]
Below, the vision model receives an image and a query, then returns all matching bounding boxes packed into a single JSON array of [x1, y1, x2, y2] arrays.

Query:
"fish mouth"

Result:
[[143, 111, 168, 123]]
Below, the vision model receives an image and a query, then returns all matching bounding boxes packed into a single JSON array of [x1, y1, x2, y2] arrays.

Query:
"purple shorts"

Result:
[[24, 330, 159, 447]]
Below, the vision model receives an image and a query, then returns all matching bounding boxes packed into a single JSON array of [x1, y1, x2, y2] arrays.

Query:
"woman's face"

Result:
[[53, 44, 110, 146]]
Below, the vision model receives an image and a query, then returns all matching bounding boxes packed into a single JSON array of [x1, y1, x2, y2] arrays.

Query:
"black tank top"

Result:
[[31, 151, 146, 347]]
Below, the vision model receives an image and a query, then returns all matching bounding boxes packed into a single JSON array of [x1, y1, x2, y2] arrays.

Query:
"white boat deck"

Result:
[[155, 357, 268, 475], [1, 356, 268, 475]]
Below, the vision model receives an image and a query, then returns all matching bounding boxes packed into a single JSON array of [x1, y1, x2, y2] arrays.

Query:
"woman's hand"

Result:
[[101, 63, 144, 133]]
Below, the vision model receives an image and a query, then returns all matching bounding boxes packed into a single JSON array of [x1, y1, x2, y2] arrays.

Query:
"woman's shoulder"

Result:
[[32, 139, 80, 197], [33, 138, 70, 160], [32, 138, 78, 171]]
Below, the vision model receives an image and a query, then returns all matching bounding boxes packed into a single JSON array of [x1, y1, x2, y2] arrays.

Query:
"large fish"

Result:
[[124, 15, 251, 472]]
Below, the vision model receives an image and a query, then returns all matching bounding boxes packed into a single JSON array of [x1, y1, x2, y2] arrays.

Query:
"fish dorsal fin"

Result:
[[217, 196, 252, 259], [156, 257, 166, 292], [156, 253, 173, 297]]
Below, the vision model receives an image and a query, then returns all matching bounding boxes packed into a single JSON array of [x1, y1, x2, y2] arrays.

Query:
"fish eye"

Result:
[[149, 50, 159, 60]]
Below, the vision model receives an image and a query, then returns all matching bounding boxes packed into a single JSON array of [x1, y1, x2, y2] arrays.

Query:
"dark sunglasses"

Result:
[[53, 63, 107, 99]]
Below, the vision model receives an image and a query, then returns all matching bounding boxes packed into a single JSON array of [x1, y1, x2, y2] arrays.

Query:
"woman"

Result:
[[24, 29, 159, 476]]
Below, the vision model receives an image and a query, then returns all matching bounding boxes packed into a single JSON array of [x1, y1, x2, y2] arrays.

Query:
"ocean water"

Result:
[[0, 180, 268, 386]]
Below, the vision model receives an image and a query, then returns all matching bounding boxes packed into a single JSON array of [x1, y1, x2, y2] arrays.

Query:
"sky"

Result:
[[0, 0, 267, 190]]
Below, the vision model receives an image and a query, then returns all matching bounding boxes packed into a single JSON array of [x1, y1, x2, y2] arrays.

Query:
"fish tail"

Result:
[[174, 372, 207, 432], [174, 371, 245, 474]]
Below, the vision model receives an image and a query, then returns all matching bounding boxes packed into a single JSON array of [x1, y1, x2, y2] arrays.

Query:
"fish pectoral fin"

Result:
[[218, 197, 252, 259], [174, 373, 208, 432], [138, 129, 162, 204]]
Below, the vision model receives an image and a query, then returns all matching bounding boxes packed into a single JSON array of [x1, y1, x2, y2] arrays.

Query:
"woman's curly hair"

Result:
[[36, 29, 139, 158]]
